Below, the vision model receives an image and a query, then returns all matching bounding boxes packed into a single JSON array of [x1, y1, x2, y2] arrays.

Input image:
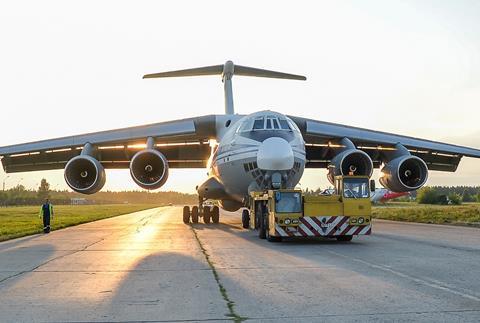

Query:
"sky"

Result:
[[0, 0, 480, 193]]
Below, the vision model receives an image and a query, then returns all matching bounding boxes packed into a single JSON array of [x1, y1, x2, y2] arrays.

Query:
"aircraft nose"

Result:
[[257, 137, 294, 170]]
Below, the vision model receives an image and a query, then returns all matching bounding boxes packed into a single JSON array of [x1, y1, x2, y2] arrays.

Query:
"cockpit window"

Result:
[[253, 118, 264, 130], [237, 115, 294, 132], [266, 119, 272, 129], [287, 120, 300, 133], [273, 119, 280, 129], [279, 119, 290, 130]]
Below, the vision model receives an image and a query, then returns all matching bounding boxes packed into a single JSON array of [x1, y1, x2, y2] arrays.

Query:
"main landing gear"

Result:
[[183, 204, 220, 224]]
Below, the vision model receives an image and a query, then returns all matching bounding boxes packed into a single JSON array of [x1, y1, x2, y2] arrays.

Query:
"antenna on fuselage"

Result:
[[143, 61, 306, 115]]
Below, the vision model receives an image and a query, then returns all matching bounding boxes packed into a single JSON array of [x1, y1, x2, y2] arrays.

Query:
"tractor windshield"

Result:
[[343, 178, 370, 199], [275, 191, 302, 213]]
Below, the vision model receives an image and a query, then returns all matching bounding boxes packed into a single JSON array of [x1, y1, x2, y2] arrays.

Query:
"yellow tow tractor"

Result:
[[242, 175, 375, 242]]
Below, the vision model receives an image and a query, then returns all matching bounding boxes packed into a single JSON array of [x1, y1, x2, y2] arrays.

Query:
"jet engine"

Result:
[[327, 149, 373, 184], [379, 155, 428, 192], [64, 155, 106, 194], [130, 149, 169, 190]]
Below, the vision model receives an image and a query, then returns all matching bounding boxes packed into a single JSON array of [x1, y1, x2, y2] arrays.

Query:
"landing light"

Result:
[[209, 139, 218, 148]]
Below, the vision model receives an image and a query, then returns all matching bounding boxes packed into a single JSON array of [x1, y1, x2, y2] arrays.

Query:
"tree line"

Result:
[[0, 179, 198, 206], [416, 186, 480, 205]]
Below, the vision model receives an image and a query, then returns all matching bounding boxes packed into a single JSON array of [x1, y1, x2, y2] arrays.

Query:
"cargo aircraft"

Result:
[[1, 61, 480, 224]]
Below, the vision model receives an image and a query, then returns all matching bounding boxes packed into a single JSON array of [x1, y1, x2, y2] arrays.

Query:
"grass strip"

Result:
[[0, 204, 161, 242], [373, 203, 480, 227], [191, 226, 247, 322]]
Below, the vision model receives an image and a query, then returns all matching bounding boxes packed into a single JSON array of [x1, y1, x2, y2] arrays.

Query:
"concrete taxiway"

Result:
[[0, 206, 479, 322]]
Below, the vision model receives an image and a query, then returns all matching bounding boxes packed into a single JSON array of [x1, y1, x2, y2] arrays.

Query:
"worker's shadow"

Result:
[[0, 243, 56, 288], [0, 234, 43, 252]]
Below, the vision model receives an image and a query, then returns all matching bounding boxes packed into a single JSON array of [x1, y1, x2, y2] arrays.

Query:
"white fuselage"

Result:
[[206, 111, 306, 205]]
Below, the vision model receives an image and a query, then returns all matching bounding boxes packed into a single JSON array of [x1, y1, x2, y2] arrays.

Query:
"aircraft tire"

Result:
[[191, 206, 199, 223], [241, 209, 250, 229], [212, 206, 220, 224], [183, 206, 190, 224], [204, 207, 211, 224], [337, 235, 353, 242]]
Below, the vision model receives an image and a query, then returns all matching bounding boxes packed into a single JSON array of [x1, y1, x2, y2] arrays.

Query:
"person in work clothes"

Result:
[[39, 199, 54, 233]]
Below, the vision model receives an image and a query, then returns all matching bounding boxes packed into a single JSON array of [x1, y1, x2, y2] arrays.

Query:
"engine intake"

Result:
[[64, 155, 106, 194], [328, 149, 373, 184], [130, 149, 169, 190], [379, 155, 428, 192]]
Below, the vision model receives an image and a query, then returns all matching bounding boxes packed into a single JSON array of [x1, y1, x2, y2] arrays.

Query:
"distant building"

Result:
[[71, 198, 87, 205]]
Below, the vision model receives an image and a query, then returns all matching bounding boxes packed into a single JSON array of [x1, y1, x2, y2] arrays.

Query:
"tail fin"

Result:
[[143, 60, 306, 114]]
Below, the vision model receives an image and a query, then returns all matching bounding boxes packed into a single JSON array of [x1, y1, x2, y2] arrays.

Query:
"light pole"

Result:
[[2, 175, 10, 191]]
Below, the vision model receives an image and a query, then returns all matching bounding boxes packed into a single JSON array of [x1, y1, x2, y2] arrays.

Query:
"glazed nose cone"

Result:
[[257, 137, 294, 170]]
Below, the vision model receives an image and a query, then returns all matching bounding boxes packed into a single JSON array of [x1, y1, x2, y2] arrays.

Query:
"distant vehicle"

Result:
[[2, 60, 480, 226], [168, 203, 173, 206]]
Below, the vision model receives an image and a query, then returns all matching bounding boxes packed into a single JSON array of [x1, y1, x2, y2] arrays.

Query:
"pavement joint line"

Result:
[[0, 264, 337, 273], [190, 225, 248, 322], [243, 308, 480, 319], [40, 308, 480, 323], [325, 248, 480, 302], [3, 268, 214, 273], [0, 235, 109, 286], [46, 319, 231, 323], [0, 239, 102, 285]]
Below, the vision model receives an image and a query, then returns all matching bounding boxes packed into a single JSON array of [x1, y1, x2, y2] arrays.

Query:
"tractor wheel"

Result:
[[258, 205, 266, 239], [242, 209, 250, 229]]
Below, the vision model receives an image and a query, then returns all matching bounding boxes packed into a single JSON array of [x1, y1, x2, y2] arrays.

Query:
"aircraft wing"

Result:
[[0, 115, 217, 173], [289, 116, 480, 172]]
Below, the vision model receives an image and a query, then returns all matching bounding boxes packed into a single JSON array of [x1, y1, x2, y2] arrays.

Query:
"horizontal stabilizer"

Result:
[[234, 65, 306, 80], [143, 65, 224, 79], [143, 61, 306, 81]]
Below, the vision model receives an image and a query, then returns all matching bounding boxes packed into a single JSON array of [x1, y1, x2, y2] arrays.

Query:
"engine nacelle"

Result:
[[328, 149, 373, 184], [379, 155, 428, 192], [130, 149, 169, 190], [64, 155, 106, 194]]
